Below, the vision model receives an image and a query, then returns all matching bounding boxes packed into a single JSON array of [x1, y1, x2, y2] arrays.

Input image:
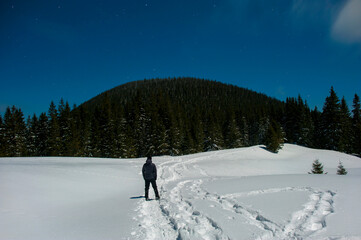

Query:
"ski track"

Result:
[[133, 154, 336, 240]]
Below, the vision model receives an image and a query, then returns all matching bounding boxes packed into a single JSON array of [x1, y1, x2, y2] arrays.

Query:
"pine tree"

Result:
[[320, 87, 342, 150], [169, 109, 183, 156], [224, 113, 243, 149], [0, 115, 4, 156], [2, 107, 27, 156], [2, 107, 13, 156], [258, 116, 270, 144], [14, 107, 27, 156], [338, 97, 352, 153], [204, 116, 224, 151], [240, 116, 250, 147], [309, 159, 324, 174], [156, 123, 170, 156], [74, 106, 91, 157], [37, 113, 49, 156], [352, 94, 361, 155], [284, 97, 300, 144], [98, 94, 115, 158], [337, 161, 348, 175], [26, 115, 38, 156], [298, 98, 314, 147], [115, 117, 132, 158], [264, 120, 284, 153], [311, 107, 322, 148], [58, 99, 74, 156], [47, 101, 61, 156], [191, 110, 204, 153], [134, 104, 152, 157], [89, 108, 101, 157]]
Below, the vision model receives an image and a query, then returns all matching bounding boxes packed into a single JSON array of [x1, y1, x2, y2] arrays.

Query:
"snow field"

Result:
[[1, 144, 361, 240], [134, 145, 361, 240]]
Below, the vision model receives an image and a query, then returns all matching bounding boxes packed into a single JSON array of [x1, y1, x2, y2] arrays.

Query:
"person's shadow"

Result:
[[129, 196, 145, 199], [130, 196, 156, 201]]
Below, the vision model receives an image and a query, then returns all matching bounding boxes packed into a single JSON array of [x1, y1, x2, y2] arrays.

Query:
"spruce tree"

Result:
[[258, 116, 270, 144], [14, 107, 27, 156], [298, 98, 314, 147], [134, 104, 151, 157], [47, 101, 61, 156], [98, 94, 115, 158], [284, 96, 313, 145], [309, 159, 324, 174], [37, 113, 49, 156], [169, 109, 183, 156], [2, 107, 13, 156], [204, 116, 224, 151], [338, 97, 352, 153], [156, 123, 170, 156], [337, 161, 348, 175], [26, 115, 38, 156], [58, 99, 74, 156], [320, 87, 342, 150], [264, 120, 284, 153], [352, 94, 361, 155], [115, 117, 132, 158], [311, 107, 322, 148], [0, 115, 4, 156], [90, 108, 101, 157], [240, 116, 250, 147], [224, 113, 244, 149], [2, 106, 27, 156], [75, 106, 91, 157], [191, 110, 205, 153]]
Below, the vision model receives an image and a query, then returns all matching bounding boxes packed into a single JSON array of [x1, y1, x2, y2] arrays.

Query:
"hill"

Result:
[[1, 78, 360, 158], [76, 77, 284, 157]]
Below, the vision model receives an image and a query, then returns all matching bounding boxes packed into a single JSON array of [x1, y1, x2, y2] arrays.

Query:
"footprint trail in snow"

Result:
[[132, 155, 336, 240]]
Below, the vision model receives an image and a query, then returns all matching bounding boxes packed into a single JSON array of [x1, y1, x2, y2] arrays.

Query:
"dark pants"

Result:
[[145, 179, 159, 199]]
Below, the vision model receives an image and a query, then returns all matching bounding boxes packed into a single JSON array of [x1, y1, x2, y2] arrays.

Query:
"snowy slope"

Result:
[[1, 144, 361, 240]]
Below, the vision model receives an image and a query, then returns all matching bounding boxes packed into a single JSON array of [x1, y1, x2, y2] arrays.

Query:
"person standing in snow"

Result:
[[142, 156, 160, 201]]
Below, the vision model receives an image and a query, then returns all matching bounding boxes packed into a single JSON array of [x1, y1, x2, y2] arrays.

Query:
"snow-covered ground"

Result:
[[1, 144, 361, 240]]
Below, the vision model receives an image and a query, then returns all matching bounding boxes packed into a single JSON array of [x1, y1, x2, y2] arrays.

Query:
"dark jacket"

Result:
[[142, 158, 157, 180]]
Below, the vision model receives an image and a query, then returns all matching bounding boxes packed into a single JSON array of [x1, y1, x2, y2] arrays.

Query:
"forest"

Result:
[[0, 77, 360, 158]]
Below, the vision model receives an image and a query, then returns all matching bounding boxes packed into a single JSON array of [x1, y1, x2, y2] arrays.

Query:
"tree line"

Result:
[[0, 78, 360, 158]]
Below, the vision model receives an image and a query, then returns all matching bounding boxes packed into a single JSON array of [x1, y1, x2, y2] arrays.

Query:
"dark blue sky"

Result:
[[1, 0, 361, 117]]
